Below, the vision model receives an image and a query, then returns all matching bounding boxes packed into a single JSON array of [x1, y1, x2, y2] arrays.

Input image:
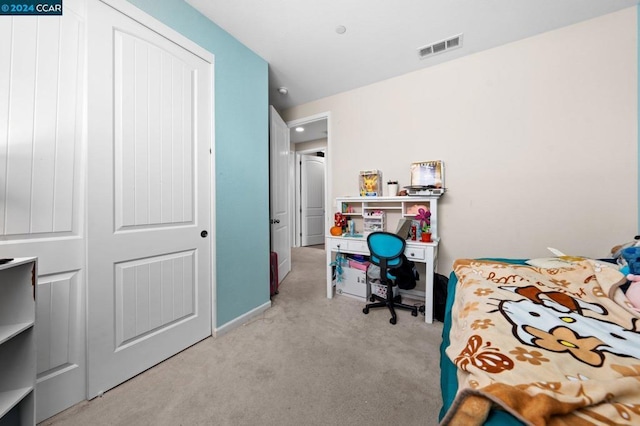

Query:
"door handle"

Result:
[[201, 230, 208, 238], [270, 219, 280, 224]]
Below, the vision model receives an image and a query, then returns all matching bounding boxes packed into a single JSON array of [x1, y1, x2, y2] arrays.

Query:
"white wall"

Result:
[[292, 138, 327, 153], [283, 8, 638, 274]]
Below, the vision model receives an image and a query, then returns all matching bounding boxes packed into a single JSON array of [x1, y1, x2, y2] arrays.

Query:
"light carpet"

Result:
[[42, 246, 444, 426]]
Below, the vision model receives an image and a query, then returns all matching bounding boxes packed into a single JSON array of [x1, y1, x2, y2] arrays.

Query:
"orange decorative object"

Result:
[[330, 226, 343, 236], [421, 233, 431, 242]]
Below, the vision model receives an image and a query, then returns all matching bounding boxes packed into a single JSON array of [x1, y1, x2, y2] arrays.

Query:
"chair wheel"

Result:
[[369, 295, 376, 302], [411, 310, 418, 317], [363, 307, 369, 314], [390, 317, 396, 324]]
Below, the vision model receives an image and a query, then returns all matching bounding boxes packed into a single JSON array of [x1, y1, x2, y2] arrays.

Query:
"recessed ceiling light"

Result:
[[335, 25, 346, 35], [295, 127, 304, 132]]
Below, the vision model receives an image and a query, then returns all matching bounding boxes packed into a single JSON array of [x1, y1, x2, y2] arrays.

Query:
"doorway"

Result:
[[286, 113, 330, 249], [297, 151, 325, 247]]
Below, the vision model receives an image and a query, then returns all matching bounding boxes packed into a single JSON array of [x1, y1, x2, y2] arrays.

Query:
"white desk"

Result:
[[326, 235, 439, 323]]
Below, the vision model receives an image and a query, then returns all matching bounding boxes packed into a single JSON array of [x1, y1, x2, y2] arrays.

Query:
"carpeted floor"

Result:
[[41, 247, 444, 426]]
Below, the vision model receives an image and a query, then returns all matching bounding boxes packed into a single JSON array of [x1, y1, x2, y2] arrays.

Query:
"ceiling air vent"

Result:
[[418, 34, 463, 59]]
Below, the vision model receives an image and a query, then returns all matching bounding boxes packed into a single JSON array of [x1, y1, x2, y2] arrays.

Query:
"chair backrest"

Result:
[[367, 232, 406, 269]]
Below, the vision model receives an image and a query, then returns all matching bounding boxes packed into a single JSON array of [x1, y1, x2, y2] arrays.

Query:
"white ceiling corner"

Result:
[[186, 0, 639, 113]]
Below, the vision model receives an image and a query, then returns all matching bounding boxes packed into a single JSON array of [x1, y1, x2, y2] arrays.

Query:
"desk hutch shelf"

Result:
[[336, 195, 441, 238]]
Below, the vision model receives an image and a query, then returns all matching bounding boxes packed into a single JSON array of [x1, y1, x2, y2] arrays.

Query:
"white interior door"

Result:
[[0, 3, 87, 421], [269, 106, 291, 283], [86, 0, 213, 399], [301, 155, 325, 246]]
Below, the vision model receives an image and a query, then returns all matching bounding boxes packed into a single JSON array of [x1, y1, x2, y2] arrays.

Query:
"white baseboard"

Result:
[[214, 300, 272, 337]]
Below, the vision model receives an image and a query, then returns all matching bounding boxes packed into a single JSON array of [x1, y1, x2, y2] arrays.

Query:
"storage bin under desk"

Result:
[[334, 265, 399, 301], [335, 266, 367, 299]]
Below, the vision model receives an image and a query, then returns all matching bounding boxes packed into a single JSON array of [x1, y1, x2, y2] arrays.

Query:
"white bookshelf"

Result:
[[0, 258, 37, 426]]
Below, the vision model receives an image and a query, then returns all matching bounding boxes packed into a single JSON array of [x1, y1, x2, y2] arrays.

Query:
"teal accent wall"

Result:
[[126, 0, 270, 326]]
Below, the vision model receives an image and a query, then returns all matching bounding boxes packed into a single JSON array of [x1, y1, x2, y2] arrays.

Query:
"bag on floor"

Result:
[[270, 251, 279, 296], [433, 273, 449, 322]]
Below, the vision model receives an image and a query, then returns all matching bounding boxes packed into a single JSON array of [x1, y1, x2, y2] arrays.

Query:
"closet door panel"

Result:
[[0, 3, 86, 422]]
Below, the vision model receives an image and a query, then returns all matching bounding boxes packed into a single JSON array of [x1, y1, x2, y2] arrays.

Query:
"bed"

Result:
[[439, 257, 640, 425]]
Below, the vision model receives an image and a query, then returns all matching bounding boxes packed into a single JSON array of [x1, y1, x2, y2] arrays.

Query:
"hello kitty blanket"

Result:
[[441, 259, 640, 426]]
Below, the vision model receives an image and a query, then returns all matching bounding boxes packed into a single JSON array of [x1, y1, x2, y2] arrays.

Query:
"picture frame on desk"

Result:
[[410, 160, 444, 188], [359, 169, 382, 196]]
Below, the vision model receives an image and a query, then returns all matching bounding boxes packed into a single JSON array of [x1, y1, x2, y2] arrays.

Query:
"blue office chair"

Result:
[[363, 232, 418, 324]]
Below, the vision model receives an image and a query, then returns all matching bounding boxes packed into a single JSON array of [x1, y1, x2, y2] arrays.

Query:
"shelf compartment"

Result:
[[363, 204, 401, 210], [0, 323, 34, 346], [0, 329, 36, 391], [0, 262, 36, 328], [0, 257, 36, 426], [403, 202, 431, 216], [338, 202, 362, 216], [0, 387, 33, 419]]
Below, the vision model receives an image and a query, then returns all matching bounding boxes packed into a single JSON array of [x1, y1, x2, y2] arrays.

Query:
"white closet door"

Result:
[[86, 0, 213, 399], [0, 2, 87, 422], [269, 107, 291, 283]]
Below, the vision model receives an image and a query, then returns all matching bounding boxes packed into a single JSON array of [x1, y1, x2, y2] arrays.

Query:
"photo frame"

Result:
[[410, 161, 444, 188], [359, 169, 382, 196]]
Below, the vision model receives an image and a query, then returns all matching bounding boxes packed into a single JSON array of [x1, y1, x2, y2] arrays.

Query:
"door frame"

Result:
[[286, 112, 331, 249]]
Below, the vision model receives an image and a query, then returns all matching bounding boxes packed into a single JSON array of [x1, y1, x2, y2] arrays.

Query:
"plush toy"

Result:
[[611, 236, 640, 265], [625, 274, 640, 309], [610, 238, 640, 309], [330, 212, 347, 236], [334, 212, 347, 228]]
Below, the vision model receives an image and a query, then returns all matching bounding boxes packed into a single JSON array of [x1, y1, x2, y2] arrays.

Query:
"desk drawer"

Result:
[[347, 239, 368, 253], [328, 238, 344, 251], [404, 247, 425, 261], [327, 238, 369, 254]]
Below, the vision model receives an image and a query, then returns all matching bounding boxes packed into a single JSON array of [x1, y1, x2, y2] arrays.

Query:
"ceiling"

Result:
[[289, 119, 327, 144], [186, 0, 638, 112]]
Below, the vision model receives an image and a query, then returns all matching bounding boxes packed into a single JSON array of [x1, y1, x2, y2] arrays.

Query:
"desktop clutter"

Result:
[[358, 160, 446, 197], [331, 160, 446, 240], [331, 206, 431, 242], [331, 212, 362, 238]]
